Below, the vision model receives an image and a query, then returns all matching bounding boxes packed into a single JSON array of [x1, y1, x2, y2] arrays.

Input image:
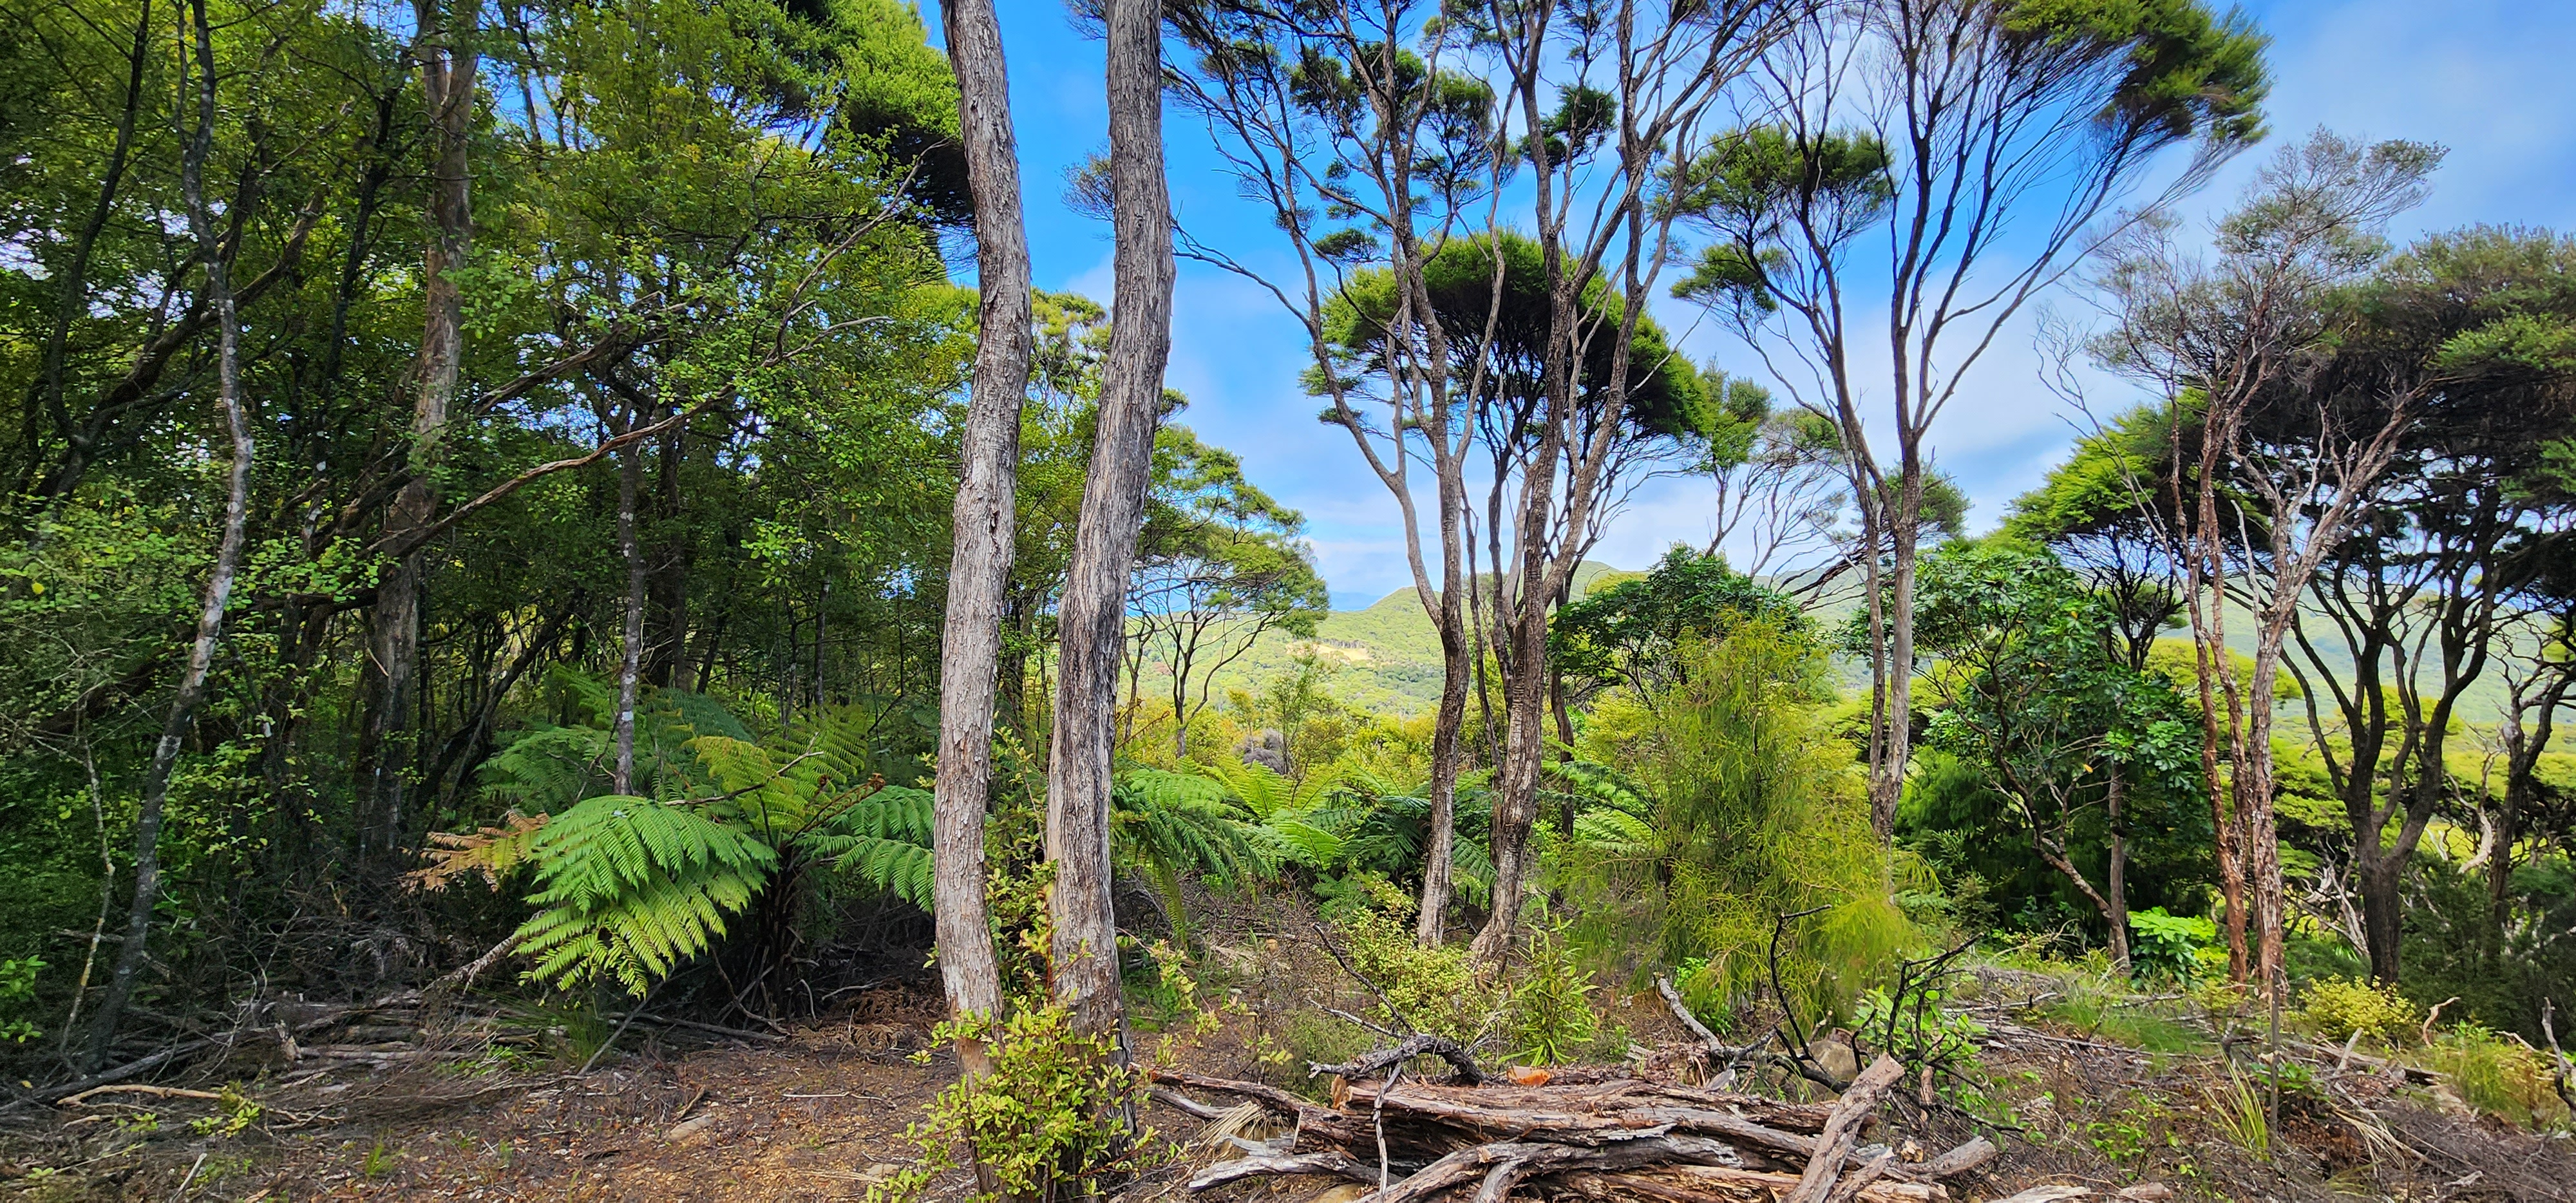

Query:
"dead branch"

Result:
[[1188, 1150, 1378, 1190], [1787, 1055, 1907, 1203], [1312, 1031, 1486, 1085]]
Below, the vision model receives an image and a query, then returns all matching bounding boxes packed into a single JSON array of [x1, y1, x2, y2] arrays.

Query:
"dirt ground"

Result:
[[3, 968, 2573, 1200]]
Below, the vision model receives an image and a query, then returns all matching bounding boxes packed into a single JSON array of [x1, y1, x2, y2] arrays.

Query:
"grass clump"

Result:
[[2417, 1025, 2571, 1130]]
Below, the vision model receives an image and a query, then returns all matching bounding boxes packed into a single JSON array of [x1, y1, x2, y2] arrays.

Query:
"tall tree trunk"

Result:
[[2488, 672, 2565, 969], [87, 0, 251, 1068], [1048, 0, 1172, 1042], [1416, 496, 1469, 947], [2106, 770, 2130, 973], [645, 411, 690, 687], [611, 421, 644, 795], [1416, 661, 1466, 943], [2175, 407, 2249, 983], [368, 0, 476, 863], [2243, 599, 2293, 992], [1874, 471, 1922, 840], [1475, 602, 1551, 963], [931, 0, 1028, 1092]]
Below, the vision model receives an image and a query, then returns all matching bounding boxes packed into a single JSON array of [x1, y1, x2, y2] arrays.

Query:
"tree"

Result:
[[1458, 0, 1801, 964], [2089, 131, 2443, 988], [1047, 0, 1175, 1045], [930, 0, 1028, 1108], [1674, 0, 2269, 840], [1913, 540, 2206, 971], [1551, 545, 1801, 705], [1164, 6, 1508, 947], [363, 0, 479, 870], [2280, 228, 2576, 983], [1127, 430, 1329, 757], [0, 0, 978, 1071], [84, 0, 254, 1066]]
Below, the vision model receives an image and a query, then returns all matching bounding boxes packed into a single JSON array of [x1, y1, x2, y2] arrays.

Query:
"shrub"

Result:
[[2126, 908, 2214, 983], [1331, 899, 1497, 1045], [0, 956, 41, 1044], [869, 1002, 1156, 1203], [2419, 1026, 2570, 1130], [869, 861, 1167, 1202], [1506, 916, 1600, 1065], [1650, 621, 1912, 1023], [2297, 976, 2419, 1045]]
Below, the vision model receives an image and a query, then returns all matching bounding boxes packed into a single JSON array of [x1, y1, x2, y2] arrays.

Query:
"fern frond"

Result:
[[408, 812, 549, 892], [800, 784, 938, 909], [513, 795, 778, 996], [479, 726, 610, 814], [1113, 770, 1262, 887]]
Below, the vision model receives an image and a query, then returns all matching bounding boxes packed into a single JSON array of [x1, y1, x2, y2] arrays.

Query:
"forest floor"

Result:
[[1, 938, 2571, 1200]]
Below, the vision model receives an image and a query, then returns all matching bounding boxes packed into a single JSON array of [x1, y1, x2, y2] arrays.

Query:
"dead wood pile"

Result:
[[1153, 1052, 2002, 1202]]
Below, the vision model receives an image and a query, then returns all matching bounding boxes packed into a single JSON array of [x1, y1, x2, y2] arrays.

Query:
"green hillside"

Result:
[[1175, 561, 1631, 715], [1172, 559, 2521, 726]]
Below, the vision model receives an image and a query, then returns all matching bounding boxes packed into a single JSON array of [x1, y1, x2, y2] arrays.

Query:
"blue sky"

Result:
[[929, 0, 2576, 609]]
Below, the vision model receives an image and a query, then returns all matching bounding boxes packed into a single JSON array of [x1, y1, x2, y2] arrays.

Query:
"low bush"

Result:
[[1505, 916, 1600, 1066], [1329, 892, 1497, 1045], [2297, 976, 2418, 1045]]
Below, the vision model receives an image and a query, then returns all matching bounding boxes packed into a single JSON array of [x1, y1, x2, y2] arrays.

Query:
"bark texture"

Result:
[[931, 0, 1030, 1077], [1047, 0, 1173, 1040], [368, 0, 477, 862], [87, 0, 254, 1069]]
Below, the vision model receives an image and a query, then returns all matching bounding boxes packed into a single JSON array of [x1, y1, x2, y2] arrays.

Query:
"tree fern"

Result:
[[1113, 769, 1260, 884], [478, 726, 611, 814], [513, 795, 779, 996], [802, 784, 936, 909]]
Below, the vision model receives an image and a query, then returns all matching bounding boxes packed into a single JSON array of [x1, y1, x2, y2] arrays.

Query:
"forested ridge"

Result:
[[1, 0, 2574, 1198]]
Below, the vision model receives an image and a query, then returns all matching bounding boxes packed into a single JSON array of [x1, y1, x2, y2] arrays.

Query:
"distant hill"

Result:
[[1166, 558, 2522, 725], [1180, 561, 1629, 715]]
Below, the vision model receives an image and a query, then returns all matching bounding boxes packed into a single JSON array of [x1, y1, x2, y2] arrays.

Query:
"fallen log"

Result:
[[1338, 1084, 1814, 1166], [1359, 1135, 1752, 1203], [1188, 1150, 1379, 1190], [1162, 1066, 2012, 1202], [1560, 1168, 1942, 1202], [1915, 1135, 1998, 1180], [1314, 1031, 1486, 1085], [57, 1084, 226, 1107], [1147, 1070, 1374, 1148], [1787, 1054, 1906, 1203]]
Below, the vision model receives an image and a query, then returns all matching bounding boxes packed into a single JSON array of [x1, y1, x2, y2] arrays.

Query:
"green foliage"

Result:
[[1908, 541, 2213, 950], [1111, 766, 1264, 943], [2127, 907, 2216, 983], [1330, 899, 1496, 1045], [0, 956, 42, 1044], [1993, 0, 2270, 145], [1551, 546, 1803, 701], [514, 795, 779, 996], [1540, 759, 1656, 860], [433, 693, 942, 994], [802, 786, 937, 910], [2204, 1067, 2271, 1158], [869, 1003, 1158, 1203], [1320, 233, 1704, 438], [1506, 916, 1600, 1066], [2297, 976, 2420, 1045], [871, 858, 1166, 1202], [2418, 1025, 2571, 1130], [1647, 620, 1913, 1020]]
